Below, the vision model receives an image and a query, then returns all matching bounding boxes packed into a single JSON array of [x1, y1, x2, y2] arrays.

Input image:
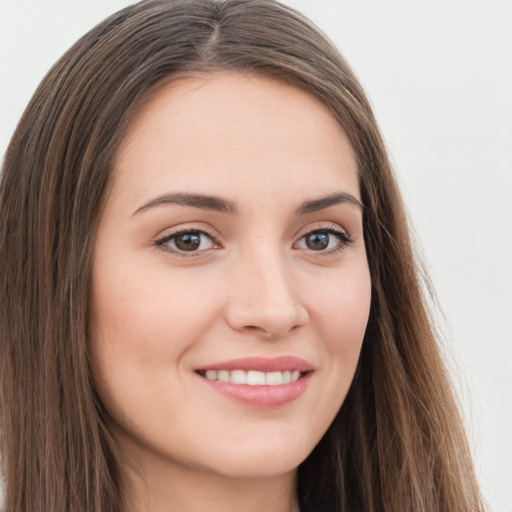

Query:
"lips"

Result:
[[197, 355, 314, 373], [196, 356, 313, 407]]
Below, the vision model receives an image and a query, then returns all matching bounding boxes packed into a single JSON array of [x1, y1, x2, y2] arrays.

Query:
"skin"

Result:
[[90, 72, 372, 512]]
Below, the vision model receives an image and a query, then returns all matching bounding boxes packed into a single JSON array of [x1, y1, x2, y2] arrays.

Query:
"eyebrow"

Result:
[[132, 192, 239, 216], [132, 190, 363, 217], [296, 192, 364, 214]]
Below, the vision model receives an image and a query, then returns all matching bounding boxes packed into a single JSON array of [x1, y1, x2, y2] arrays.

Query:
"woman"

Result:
[[0, 1, 485, 511]]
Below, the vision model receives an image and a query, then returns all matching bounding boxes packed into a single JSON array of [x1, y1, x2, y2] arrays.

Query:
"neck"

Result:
[[119, 443, 300, 512]]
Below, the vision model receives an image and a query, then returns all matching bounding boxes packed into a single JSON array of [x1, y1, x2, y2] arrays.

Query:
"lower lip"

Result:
[[199, 372, 312, 408]]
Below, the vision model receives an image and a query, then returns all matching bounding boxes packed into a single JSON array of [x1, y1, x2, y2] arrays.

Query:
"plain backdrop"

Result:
[[1, 1, 511, 510]]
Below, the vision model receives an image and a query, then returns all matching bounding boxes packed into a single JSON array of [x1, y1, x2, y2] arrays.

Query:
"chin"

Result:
[[196, 432, 314, 480]]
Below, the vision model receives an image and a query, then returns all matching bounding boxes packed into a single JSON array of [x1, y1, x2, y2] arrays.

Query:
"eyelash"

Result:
[[155, 227, 220, 257], [154, 224, 353, 257], [295, 224, 353, 255]]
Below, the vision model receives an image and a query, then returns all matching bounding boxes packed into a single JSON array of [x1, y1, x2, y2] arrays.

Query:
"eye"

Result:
[[156, 229, 218, 254], [295, 227, 351, 253]]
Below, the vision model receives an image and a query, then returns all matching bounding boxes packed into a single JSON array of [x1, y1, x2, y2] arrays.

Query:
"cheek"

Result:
[[304, 263, 371, 410], [88, 263, 215, 428], [311, 265, 372, 355], [89, 259, 218, 365]]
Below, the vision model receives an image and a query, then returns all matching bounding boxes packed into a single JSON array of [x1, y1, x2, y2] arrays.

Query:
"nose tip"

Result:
[[236, 304, 309, 339], [225, 259, 309, 339]]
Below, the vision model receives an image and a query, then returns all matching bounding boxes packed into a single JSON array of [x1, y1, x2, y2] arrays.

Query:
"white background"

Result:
[[1, 1, 511, 510]]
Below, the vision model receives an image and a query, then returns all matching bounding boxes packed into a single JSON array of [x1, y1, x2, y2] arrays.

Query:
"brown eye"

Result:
[[304, 232, 330, 251], [156, 230, 216, 254], [295, 227, 351, 253], [174, 233, 201, 251]]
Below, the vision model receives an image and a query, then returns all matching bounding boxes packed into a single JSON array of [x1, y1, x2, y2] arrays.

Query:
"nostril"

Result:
[[242, 325, 273, 337], [225, 288, 309, 338]]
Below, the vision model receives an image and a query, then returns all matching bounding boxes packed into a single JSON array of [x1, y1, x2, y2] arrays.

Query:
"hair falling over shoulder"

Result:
[[0, 1, 485, 511]]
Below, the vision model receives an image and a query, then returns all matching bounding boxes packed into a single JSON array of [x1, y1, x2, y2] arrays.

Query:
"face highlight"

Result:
[[89, 73, 371, 489]]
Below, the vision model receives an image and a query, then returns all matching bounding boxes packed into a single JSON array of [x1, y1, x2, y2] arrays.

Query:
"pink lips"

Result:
[[196, 356, 313, 408], [199, 356, 314, 373]]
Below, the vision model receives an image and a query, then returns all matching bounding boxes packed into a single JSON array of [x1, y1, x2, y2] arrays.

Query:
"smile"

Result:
[[199, 369, 302, 385], [196, 356, 313, 407]]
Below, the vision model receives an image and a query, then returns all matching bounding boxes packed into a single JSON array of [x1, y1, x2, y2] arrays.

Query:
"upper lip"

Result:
[[197, 356, 314, 373]]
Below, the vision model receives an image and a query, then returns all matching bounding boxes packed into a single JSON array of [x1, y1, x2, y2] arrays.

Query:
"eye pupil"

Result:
[[175, 233, 201, 251], [305, 232, 329, 250]]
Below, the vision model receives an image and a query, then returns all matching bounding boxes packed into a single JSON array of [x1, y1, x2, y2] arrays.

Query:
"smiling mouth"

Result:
[[196, 369, 307, 386], [196, 357, 313, 407]]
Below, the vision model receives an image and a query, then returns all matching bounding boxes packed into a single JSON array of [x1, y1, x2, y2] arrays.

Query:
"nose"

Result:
[[224, 251, 309, 339]]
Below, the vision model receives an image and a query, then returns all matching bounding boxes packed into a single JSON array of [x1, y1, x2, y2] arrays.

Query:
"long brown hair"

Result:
[[0, 1, 484, 511]]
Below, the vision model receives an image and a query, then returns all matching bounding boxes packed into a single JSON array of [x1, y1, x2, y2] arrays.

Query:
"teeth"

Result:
[[265, 371, 283, 385], [247, 370, 266, 385], [205, 370, 217, 381], [218, 370, 230, 383], [202, 369, 304, 385], [230, 370, 247, 384]]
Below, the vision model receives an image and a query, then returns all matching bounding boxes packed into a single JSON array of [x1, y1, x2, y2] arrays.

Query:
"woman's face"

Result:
[[90, 73, 371, 481]]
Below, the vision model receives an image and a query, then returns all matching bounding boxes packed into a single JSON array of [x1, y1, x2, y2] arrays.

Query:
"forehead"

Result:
[[111, 72, 360, 209]]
